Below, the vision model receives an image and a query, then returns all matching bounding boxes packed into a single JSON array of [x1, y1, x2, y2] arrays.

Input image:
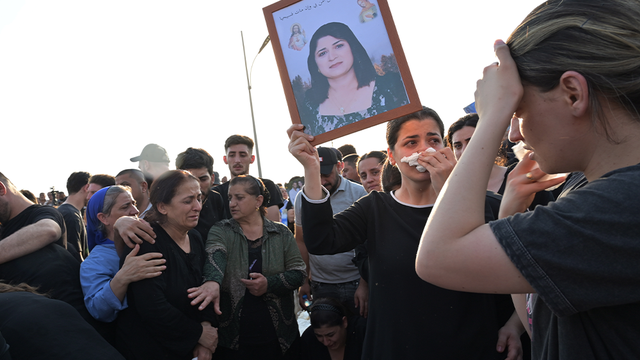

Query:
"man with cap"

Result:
[[130, 143, 170, 183], [294, 147, 368, 316]]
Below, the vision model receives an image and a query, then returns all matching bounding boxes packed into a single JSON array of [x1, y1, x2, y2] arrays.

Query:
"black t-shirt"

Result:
[[195, 189, 226, 244], [214, 178, 284, 219], [0, 205, 86, 312], [57, 203, 88, 262], [0, 292, 124, 360], [491, 165, 640, 359]]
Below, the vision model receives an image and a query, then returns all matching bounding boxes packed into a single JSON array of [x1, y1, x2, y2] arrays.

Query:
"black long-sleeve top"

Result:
[[301, 190, 509, 360], [116, 225, 216, 360]]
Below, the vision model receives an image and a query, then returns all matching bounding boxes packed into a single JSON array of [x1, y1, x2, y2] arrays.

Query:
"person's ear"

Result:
[[97, 212, 110, 226], [336, 162, 344, 173], [250, 155, 256, 164], [387, 147, 396, 166], [342, 316, 348, 329], [0, 182, 7, 196], [256, 194, 264, 210], [141, 181, 149, 194], [223, 156, 228, 165], [560, 71, 589, 117], [157, 202, 168, 215]]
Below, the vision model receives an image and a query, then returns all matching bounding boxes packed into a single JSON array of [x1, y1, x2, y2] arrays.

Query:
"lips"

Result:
[[329, 61, 342, 69]]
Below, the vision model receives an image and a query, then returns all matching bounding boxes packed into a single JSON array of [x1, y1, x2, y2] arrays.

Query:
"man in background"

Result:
[[115, 169, 151, 218], [86, 174, 116, 202], [214, 135, 283, 222], [130, 143, 170, 184], [57, 171, 91, 261]]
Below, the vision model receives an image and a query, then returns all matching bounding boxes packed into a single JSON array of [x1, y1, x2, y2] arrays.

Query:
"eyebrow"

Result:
[[316, 39, 344, 55], [427, 132, 442, 138]]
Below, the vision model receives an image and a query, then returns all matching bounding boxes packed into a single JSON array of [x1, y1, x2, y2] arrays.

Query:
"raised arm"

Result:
[[415, 40, 532, 294], [287, 124, 323, 200], [0, 219, 61, 264]]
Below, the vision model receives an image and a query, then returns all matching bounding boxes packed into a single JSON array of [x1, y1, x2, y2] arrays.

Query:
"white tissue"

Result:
[[400, 148, 436, 172]]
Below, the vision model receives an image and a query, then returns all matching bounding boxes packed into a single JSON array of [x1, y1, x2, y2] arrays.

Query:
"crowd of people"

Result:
[[1, 0, 640, 359]]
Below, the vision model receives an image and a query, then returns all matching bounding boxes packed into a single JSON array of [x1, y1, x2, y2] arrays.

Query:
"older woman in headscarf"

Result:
[[80, 185, 166, 342]]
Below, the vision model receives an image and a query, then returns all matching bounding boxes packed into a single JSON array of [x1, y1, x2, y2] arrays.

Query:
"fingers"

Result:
[[287, 123, 305, 138], [126, 244, 140, 258], [494, 39, 516, 70], [198, 296, 212, 311], [214, 296, 222, 315]]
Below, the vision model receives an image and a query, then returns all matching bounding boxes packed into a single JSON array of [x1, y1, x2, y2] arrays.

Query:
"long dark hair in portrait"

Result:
[[305, 22, 377, 107]]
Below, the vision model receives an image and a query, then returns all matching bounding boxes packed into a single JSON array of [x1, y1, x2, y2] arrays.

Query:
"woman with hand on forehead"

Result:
[[288, 107, 522, 359], [417, 0, 640, 358]]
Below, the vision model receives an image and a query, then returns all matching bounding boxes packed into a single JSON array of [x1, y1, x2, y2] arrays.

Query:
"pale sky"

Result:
[[0, 0, 542, 195]]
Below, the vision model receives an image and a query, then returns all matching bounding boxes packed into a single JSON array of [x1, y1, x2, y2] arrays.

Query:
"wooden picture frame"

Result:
[[263, 0, 421, 145]]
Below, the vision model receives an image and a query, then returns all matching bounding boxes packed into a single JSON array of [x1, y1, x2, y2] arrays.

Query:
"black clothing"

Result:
[[214, 178, 284, 219], [116, 225, 217, 360], [300, 316, 367, 360], [0, 292, 124, 360], [239, 241, 277, 346], [301, 191, 508, 360], [0, 205, 89, 318], [57, 203, 88, 262], [194, 189, 226, 244]]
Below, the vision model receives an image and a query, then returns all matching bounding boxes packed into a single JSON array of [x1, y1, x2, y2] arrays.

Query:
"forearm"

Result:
[[0, 219, 60, 264], [267, 269, 306, 296], [110, 271, 131, 302], [82, 276, 127, 322]]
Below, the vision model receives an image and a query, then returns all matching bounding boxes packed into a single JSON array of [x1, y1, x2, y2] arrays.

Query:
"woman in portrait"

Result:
[[116, 170, 218, 360], [188, 175, 306, 359], [301, 22, 408, 136], [288, 23, 307, 51]]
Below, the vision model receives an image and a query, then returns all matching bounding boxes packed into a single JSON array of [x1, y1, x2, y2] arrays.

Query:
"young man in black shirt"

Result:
[[57, 171, 91, 261], [0, 172, 95, 325], [215, 135, 283, 222]]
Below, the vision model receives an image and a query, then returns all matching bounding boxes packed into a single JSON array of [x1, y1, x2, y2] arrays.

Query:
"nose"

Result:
[[129, 206, 139, 216], [194, 198, 203, 212], [508, 115, 524, 143], [322, 338, 331, 347]]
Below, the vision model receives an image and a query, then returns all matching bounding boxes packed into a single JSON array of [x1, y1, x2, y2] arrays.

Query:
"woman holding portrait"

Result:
[[115, 170, 218, 360], [301, 22, 408, 136], [188, 175, 306, 360]]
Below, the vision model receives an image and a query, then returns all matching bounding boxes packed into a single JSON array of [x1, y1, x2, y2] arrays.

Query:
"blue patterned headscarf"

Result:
[[86, 186, 113, 251]]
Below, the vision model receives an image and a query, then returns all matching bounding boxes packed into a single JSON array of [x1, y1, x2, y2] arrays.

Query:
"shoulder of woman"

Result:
[[264, 218, 291, 235]]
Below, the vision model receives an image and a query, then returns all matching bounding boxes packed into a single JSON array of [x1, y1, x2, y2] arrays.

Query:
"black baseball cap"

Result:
[[317, 147, 339, 175], [130, 144, 170, 163]]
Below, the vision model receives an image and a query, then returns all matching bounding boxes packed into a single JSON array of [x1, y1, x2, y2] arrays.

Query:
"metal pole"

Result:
[[241, 31, 263, 178]]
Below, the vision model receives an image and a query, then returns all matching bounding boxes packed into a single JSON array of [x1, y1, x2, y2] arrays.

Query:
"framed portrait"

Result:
[[264, 0, 422, 145]]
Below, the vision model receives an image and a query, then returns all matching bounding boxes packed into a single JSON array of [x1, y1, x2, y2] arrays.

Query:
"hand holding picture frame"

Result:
[[264, 0, 421, 145]]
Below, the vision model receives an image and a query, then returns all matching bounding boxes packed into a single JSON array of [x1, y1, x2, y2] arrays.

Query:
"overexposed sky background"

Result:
[[0, 0, 542, 195]]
